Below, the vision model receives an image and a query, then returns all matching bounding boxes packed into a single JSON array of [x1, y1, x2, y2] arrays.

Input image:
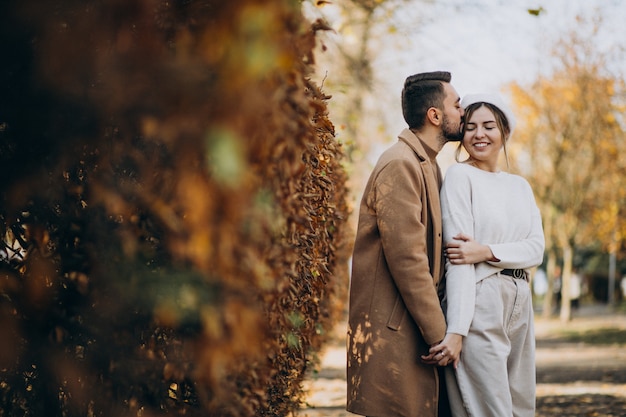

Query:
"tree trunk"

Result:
[[559, 243, 573, 322], [542, 251, 557, 319]]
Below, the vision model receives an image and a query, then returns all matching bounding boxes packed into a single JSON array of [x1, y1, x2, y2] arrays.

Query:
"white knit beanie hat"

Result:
[[461, 93, 516, 134]]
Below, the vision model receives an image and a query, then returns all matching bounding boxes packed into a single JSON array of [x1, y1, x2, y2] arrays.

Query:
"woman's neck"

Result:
[[466, 158, 499, 173]]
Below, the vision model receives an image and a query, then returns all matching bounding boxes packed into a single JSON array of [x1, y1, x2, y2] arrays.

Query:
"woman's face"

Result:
[[463, 105, 503, 171]]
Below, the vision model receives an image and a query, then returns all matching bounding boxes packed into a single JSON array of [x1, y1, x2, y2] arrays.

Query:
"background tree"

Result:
[[307, 0, 408, 157], [305, 0, 409, 226], [305, 0, 462, 218], [508, 14, 626, 321], [0, 0, 350, 416]]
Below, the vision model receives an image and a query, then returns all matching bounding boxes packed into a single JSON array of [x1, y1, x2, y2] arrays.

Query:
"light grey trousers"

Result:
[[445, 274, 536, 417]]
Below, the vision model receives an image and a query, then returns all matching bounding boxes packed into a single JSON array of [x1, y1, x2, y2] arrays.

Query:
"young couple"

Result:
[[347, 71, 545, 417]]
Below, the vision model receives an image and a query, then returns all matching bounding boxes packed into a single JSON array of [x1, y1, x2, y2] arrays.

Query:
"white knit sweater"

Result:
[[440, 163, 545, 336]]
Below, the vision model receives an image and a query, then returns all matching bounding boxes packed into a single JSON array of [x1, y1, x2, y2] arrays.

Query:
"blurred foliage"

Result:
[[555, 328, 626, 345], [507, 13, 626, 320], [536, 394, 626, 417], [0, 0, 350, 416], [305, 0, 445, 229]]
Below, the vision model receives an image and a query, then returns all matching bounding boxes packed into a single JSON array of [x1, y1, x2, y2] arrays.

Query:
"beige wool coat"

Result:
[[347, 128, 448, 417]]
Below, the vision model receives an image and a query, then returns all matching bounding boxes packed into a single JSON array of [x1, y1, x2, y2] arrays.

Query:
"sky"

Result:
[[308, 0, 626, 168], [383, 0, 626, 99]]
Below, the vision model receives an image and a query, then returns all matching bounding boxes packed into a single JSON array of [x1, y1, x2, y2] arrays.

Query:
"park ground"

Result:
[[300, 303, 626, 417]]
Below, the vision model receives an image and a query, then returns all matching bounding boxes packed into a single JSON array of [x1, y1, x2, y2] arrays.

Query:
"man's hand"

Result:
[[445, 233, 498, 264]]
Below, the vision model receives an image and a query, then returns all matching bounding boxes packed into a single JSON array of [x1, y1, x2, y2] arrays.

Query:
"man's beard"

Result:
[[442, 115, 463, 142]]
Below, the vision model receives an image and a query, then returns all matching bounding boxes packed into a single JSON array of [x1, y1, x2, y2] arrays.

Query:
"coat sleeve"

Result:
[[372, 158, 446, 345], [440, 167, 476, 336]]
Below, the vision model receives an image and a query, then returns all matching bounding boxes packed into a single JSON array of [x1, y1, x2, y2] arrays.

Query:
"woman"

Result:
[[429, 93, 545, 417]]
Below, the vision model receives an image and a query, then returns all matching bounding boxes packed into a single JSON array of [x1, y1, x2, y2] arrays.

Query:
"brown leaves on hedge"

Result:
[[0, 0, 348, 416]]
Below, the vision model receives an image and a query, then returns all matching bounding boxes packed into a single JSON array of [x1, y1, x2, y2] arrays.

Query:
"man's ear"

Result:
[[427, 107, 442, 126]]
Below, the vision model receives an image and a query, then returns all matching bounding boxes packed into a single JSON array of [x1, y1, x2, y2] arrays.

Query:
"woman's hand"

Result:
[[445, 233, 498, 265], [421, 333, 463, 368]]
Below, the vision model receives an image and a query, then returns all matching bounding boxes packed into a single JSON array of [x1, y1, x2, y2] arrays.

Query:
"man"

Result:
[[347, 71, 463, 417]]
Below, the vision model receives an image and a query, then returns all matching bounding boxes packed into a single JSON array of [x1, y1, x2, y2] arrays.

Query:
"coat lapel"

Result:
[[397, 129, 443, 282]]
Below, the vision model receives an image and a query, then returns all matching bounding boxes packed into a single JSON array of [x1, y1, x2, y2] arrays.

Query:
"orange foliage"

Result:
[[0, 0, 349, 416]]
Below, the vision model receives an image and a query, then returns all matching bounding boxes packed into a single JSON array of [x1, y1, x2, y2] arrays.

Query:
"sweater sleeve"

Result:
[[487, 180, 545, 269], [440, 166, 476, 336]]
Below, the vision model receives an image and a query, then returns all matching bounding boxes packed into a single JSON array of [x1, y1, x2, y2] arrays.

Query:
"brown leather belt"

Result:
[[501, 268, 527, 280]]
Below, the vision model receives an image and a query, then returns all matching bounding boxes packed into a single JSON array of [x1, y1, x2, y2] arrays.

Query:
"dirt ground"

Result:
[[300, 304, 626, 417]]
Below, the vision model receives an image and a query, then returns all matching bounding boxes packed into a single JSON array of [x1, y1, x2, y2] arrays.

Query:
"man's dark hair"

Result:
[[401, 71, 451, 129]]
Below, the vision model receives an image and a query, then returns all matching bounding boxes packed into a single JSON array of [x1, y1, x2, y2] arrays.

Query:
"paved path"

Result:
[[299, 305, 626, 417]]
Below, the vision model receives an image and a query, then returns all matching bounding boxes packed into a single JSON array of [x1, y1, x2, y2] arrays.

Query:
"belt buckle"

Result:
[[512, 269, 525, 279]]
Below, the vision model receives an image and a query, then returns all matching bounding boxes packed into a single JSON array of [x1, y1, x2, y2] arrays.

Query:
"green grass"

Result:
[[555, 328, 626, 345]]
